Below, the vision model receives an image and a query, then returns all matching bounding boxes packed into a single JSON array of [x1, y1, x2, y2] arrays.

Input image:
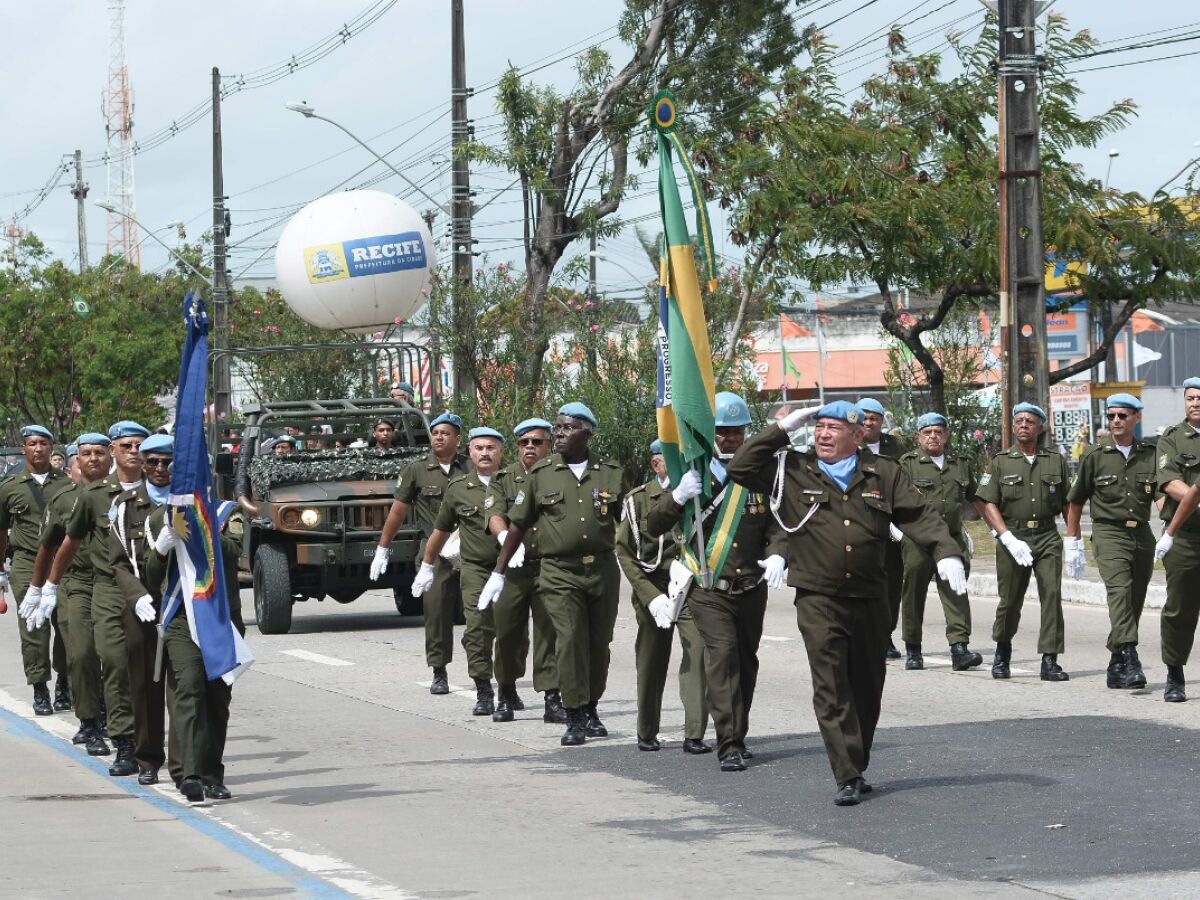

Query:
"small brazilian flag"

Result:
[[71, 295, 92, 318]]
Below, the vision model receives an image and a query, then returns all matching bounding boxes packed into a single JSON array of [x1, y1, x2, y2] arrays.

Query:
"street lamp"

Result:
[[1104, 148, 1119, 190], [285, 101, 451, 215], [587, 251, 654, 290], [94, 201, 208, 281]]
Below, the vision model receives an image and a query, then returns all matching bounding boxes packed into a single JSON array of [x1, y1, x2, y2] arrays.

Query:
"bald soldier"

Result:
[[728, 401, 965, 806], [857, 398, 907, 660]]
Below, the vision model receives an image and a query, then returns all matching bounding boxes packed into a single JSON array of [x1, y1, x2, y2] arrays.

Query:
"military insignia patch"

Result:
[[514, 490, 525, 506], [1160, 453, 1169, 469], [484, 495, 494, 510], [847, 409, 859, 424], [979, 473, 992, 486]]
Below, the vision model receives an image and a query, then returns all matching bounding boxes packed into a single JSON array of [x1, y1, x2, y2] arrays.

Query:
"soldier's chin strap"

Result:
[[769, 448, 821, 534]]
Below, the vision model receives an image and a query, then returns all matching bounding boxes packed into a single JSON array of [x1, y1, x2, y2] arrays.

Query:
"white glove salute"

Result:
[[937, 556, 969, 596], [19, 584, 42, 619], [1154, 533, 1174, 562], [888, 523, 905, 543], [778, 405, 822, 433], [133, 594, 157, 623], [410, 561, 435, 597], [999, 531, 1034, 567], [28, 582, 58, 630], [648, 594, 674, 629], [369, 544, 391, 581], [671, 469, 703, 506], [497, 531, 525, 569], [1063, 536, 1086, 580], [478, 572, 505, 610], [758, 555, 787, 589], [153, 523, 178, 556]]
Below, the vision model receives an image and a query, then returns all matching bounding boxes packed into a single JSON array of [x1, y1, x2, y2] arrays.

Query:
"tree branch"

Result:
[[1048, 294, 1140, 384]]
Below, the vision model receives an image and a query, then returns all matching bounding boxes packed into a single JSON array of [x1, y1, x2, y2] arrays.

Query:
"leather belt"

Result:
[[1007, 520, 1056, 533], [1095, 518, 1146, 529], [712, 575, 763, 595]]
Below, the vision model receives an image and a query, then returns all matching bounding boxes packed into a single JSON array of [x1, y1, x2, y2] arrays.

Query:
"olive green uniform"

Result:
[[506, 454, 630, 710], [1066, 438, 1157, 651], [615, 477, 707, 743], [729, 425, 959, 785], [487, 465, 555, 691], [898, 450, 977, 646], [432, 473, 499, 680], [976, 448, 1070, 655], [1155, 422, 1200, 666], [66, 478, 136, 740], [394, 452, 470, 668], [866, 433, 907, 633], [0, 468, 72, 685]]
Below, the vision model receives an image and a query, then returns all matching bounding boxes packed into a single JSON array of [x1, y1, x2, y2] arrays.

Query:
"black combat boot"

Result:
[[950, 642, 983, 671], [885, 639, 902, 660], [72, 722, 89, 745], [492, 684, 516, 722], [991, 641, 1012, 679], [1164, 665, 1187, 703], [543, 689, 567, 724], [429, 666, 450, 695], [1040, 654, 1069, 682], [53, 674, 72, 712], [32, 682, 52, 716], [81, 720, 110, 757], [904, 642, 924, 671], [108, 736, 137, 776], [472, 678, 495, 716], [561, 708, 587, 746], [584, 701, 607, 737], [1105, 649, 1126, 689], [1118, 644, 1147, 689]]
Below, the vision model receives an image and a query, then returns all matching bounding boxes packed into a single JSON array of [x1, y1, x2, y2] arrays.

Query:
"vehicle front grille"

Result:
[[345, 502, 389, 531]]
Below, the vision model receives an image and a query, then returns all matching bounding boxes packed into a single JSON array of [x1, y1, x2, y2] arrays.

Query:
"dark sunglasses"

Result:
[[518, 438, 548, 447], [142, 457, 172, 469], [1105, 411, 1130, 421]]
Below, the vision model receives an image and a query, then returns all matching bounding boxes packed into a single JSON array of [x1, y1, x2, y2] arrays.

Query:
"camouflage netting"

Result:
[[249, 447, 426, 496]]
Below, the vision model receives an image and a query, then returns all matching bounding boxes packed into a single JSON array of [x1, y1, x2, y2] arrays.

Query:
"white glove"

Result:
[[153, 523, 178, 556], [888, 523, 905, 543], [963, 532, 974, 556], [0, 572, 9, 591], [478, 571, 505, 610], [758, 554, 787, 589], [1155, 533, 1174, 562], [937, 556, 969, 595], [134, 594, 156, 623], [410, 561, 435, 597], [497, 531, 526, 569], [778, 405, 822, 432], [369, 544, 391, 581], [648, 594, 673, 629], [1063, 537, 1086, 580], [19, 584, 42, 618], [999, 531, 1034, 567], [672, 469, 703, 506], [29, 582, 58, 630]]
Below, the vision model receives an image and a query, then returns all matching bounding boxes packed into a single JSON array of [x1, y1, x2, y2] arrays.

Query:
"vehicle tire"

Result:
[[393, 587, 423, 617], [253, 544, 293, 635]]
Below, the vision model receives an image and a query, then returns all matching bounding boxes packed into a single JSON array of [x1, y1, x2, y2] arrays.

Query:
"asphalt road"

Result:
[[2, 570, 1197, 899]]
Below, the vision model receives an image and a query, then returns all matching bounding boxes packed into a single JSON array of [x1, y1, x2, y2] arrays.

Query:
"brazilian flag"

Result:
[[71, 295, 92, 318]]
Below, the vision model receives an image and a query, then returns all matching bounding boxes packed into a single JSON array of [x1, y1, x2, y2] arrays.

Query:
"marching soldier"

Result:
[[371, 411, 469, 694], [976, 403, 1071, 683], [1150, 376, 1200, 702], [616, 439, 709, 754], [479, 403, 631, 746], [411, 427, 506, 716], [728, 401, 965, 805], [896, 413, 986, 671], [1, 425, 72, 715], [1065, 394, 1157, 690], [857, 398, 906, 659], [486, 418, 564, 724]]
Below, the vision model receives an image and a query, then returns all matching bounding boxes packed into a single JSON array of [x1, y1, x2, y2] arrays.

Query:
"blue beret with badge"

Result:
[[139, 433, 174, 455], [916, 412, 949, 431], [429, 411, 463, 431], [514, 418, 552, 437], [815, 400, 863, 425], [1182, 376, 1200, 390], [468, 426, 504, 444], [107, 420, 150, 439], [1012, 402, 1047, 422], [558, 402, 598, 429], [856, 398, 886, 416], [1105, 393, 1142, 411], [76, 432, 111, 447], [20, 424, 54, 441], [392, 381, 415, 394], [650, 439, 663, 455]]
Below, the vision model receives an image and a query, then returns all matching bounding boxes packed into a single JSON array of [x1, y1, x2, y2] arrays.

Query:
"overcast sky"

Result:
[[4, 0, 1197, 299]]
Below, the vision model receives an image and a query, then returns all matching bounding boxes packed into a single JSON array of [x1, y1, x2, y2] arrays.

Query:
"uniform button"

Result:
[[580, 517, 586, 522], [578, 498, 583, 503], [844, 519, 851, 526], [732, 542, 738, 548], [844, 572, 851, 579], [845, 545, 852, 552], [843, 494, 849, 502], [582, 534, 587, 539]]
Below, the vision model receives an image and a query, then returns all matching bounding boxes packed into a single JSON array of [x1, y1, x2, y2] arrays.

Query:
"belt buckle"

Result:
[[1125, 520, 1138, 528], [581, 554, 595, 565], [714, 578, 731, 592], [1025, 520, 1038, 529]]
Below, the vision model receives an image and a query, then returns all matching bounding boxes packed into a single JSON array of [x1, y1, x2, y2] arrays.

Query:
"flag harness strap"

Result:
[[770, 450, 821, 534]]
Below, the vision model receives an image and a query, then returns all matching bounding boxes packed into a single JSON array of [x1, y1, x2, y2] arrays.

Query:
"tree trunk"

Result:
[[518, 250, 557, 403]]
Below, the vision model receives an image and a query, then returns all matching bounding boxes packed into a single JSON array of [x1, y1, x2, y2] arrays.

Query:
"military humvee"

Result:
[[231, 398, 430, 634]]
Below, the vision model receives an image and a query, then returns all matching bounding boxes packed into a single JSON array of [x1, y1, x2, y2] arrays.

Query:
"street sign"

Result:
[[1049, 382, 1092, 450]]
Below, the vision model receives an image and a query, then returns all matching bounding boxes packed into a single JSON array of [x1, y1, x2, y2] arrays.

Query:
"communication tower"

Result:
[[103, 0, 139, 265]]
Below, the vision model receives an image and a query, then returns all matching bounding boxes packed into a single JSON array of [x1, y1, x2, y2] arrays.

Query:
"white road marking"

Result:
[[281, 649, 353, 667], [760, 635, 794, 642], [921, 655, 952, 667]]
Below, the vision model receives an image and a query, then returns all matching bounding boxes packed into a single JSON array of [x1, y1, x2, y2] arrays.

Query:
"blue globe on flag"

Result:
[[72, 295, 92, 318]]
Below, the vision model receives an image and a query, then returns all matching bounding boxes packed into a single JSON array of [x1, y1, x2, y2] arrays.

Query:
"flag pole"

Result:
[[779, 313, 789, 402], [690, 464, 712, 589]]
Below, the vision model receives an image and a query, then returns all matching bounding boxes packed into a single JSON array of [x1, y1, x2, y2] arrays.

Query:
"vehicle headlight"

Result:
[[300, 508, 321, 527]]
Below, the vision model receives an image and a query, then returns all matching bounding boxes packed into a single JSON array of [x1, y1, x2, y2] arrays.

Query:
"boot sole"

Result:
[[991, 671, 1010, 679]]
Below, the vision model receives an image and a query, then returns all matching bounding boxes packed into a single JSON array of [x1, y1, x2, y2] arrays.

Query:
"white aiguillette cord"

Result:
[[770, 449, 821, 534], [624, 494, 665, 572]]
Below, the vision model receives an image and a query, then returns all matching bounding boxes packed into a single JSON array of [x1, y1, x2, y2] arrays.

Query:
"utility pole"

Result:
[[212, 67, 232, 422], [70, 150, 89, 273], [450, 0, 476, 401], [993, 0, 1051, 446], [588, 229, 598, 301]]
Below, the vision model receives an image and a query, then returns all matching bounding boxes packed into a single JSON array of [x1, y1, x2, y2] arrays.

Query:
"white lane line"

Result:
[[281, 649, 354, 667], [921, 656, 952, 667], [413, 680, 472, 696], [760, 635, 794, 643]]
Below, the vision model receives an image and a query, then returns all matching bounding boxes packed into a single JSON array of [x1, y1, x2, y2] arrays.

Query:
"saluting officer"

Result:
[[976, 403, 1071, 683], [1150, 376, 1200, 702], [480, 403, 631, 746], [1, 425, 72, 715], [486, 418, 565, 725], [411, 427, 507, 717], [1064, 393, 1157, 690], [857, 397, 906, 659], [896, 413, 986, 671], [729, 401, 965, 806], [372, 411, 470, 694], [616, 439, 709, 754]]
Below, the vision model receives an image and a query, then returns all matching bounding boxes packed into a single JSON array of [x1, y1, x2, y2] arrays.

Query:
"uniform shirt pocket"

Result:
[[1000, 473, 1024, 497], [540, 491, 564, 518], [1040, 473, 1063, 501]]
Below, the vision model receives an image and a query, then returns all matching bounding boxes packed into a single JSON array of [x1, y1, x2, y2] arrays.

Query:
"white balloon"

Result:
[[274, 190, 436, 333]]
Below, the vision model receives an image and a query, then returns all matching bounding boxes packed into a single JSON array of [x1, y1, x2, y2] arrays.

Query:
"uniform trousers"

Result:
[[1162, 530, 1200, 667], [493, 562, 556, 691], [10, 551, 68, 685], [1090, 522, 1154, 651], [993, 528, 1065, 655], [538, 553, 619, 710], [126, 613, 165, 773], [632, 587, 707, 742], [901, 533, 972, 646], [62, 573, 102, 720], [458, 561, 497, 681], [164, 614, 232, 785], [92, 576, 135, 739], [421, 552, 462, 668], [885, 541, 904, 633]]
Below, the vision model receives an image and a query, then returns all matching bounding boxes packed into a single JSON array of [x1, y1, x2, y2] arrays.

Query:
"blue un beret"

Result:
[[916, 412, 949, 431], [1012, 402, 1047, 422], [650, 439, 664, 455], [107, 420, 150, 440], [1182, 376, 1200, 391], [816, 401, 863, 425], [139, 434, 174, 455], [392, 381, 415, 394], [1105, 393, 1142, 411], [513, 418, 552, 437], [20, 425, 54, 441], [76, 432, 111, 448], [468, 427, 505, 444], [856, 398, 886, 416], [429, 411, 463, 431], [66, 443, 78, 457], [558, 402, 598, 428]]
